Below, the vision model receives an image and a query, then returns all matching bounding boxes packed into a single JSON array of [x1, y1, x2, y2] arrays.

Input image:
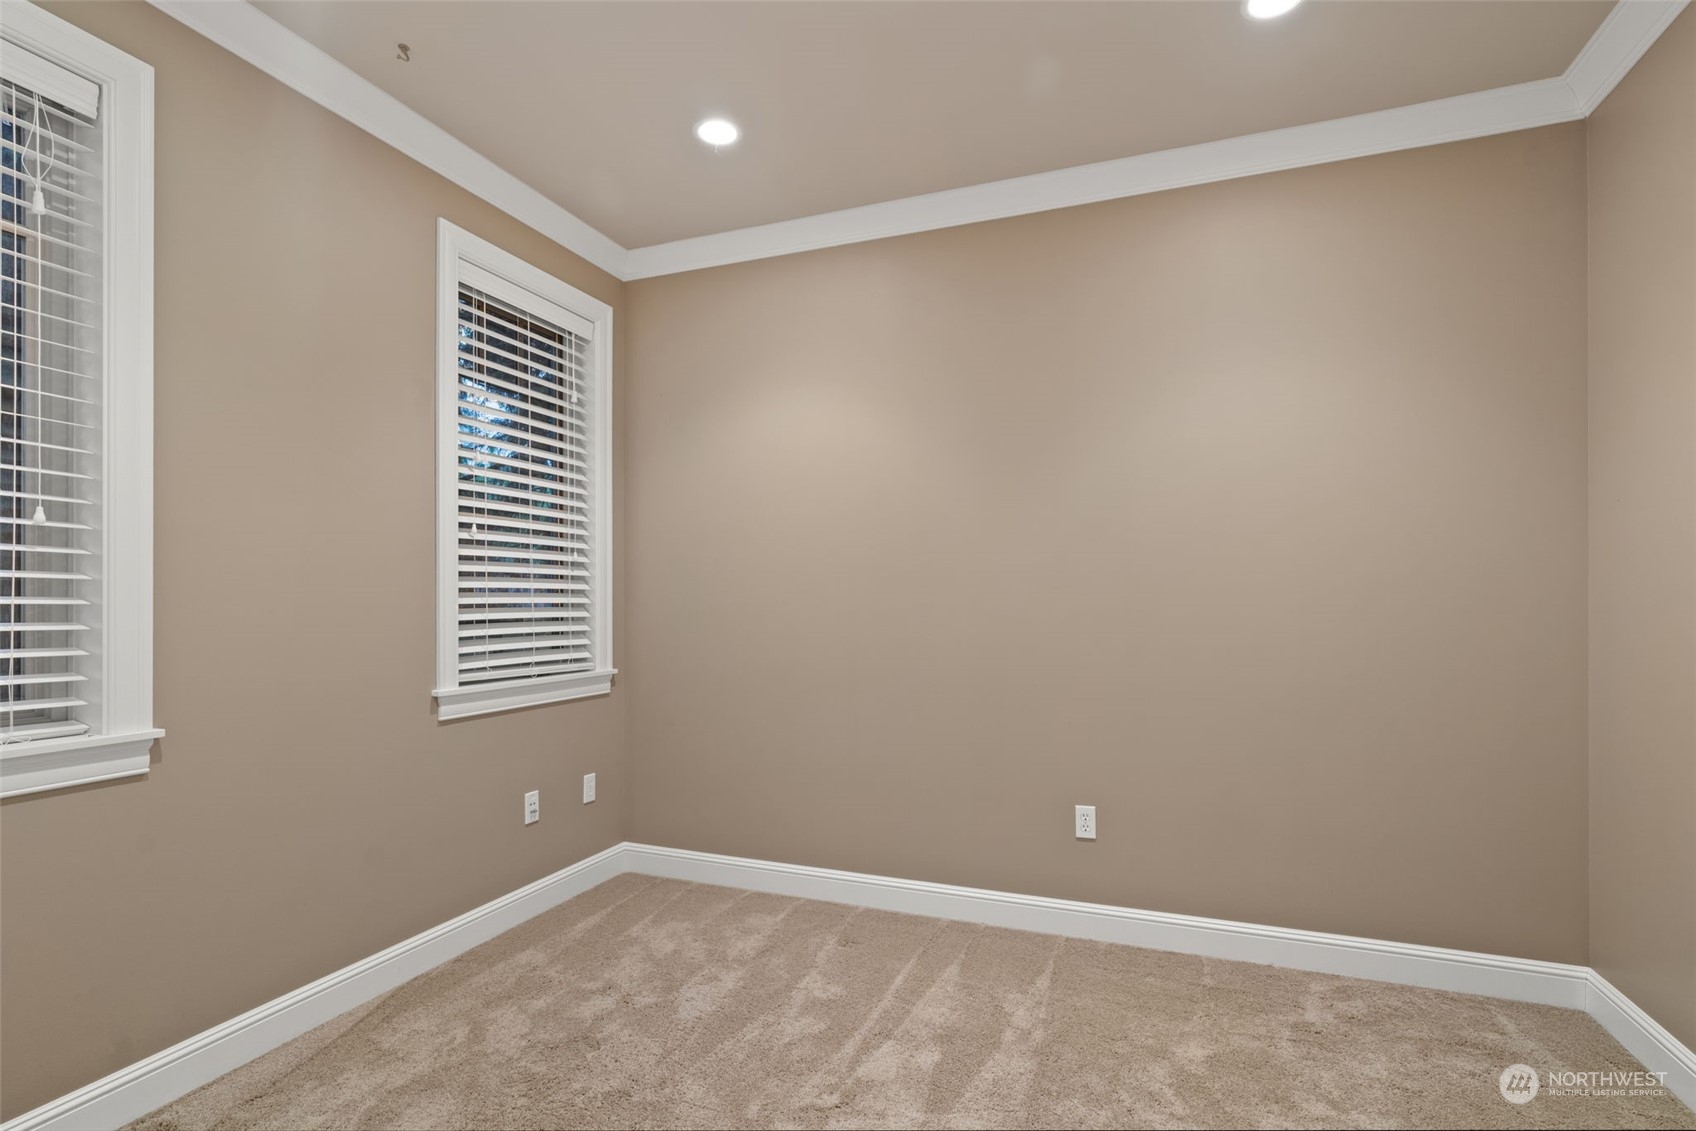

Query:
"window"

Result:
[[0, 9, 157, 797], [434, 221, 613, 720]]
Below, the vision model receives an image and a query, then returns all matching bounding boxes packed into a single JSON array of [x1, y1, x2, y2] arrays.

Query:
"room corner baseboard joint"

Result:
[[6, 841, 1692, 1131]]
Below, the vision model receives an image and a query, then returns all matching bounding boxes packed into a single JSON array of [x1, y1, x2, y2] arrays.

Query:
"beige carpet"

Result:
[[133, 874, 1695, 1130]]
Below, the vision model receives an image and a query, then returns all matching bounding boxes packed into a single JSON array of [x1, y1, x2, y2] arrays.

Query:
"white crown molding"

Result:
[[145, 0, 630, 280], [622, 77, 1583, 279], [1564, 0, 1689, 114], [144, 0, 1685, 281], [5, 841, 1692, 1130], [622, 0, 1688, 278]]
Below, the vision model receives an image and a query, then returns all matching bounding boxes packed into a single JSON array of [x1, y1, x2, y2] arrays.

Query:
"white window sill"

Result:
[[434, 669, 616, 721], [0, 729, 165, 798]]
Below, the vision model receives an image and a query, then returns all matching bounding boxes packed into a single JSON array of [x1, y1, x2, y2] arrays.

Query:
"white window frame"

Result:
[[0, 3, 159, 797], [434, 220, 614, 720]]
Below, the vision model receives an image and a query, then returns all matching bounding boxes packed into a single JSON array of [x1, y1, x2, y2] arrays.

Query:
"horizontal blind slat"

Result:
[[459, 624, 591, 641], [459, 658, 593, 678], [454, 594, 591, 607], [456, 346, 583, 396], [456, 454, 589, 492], [458, 545, 588, 565], [0, 518, 91, 530], [456, 495, 591, 523], [459, 564, 591, 579], [0, 719, 89, 740], [0, 696, 88, 712], [458, 642, 587, 656], [454, 468, 586, 505], [0, 671, 86, 686], [459, 583, 590, 596], [456, 411, 586, 454], [457, 609, 591, 624]]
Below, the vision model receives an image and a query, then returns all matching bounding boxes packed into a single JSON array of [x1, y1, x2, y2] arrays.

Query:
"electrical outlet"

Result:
[[1075, 804, 1096, 840], [524, 790, 540, 825], [583, 773, 596, 804]]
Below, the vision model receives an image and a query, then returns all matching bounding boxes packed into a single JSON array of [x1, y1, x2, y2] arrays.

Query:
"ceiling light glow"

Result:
[[695, 118, 740, 147], [1245, 0, 1302, 19]]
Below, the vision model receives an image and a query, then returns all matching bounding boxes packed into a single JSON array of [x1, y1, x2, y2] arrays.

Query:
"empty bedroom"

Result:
[[0, 0, 1693, 1128]]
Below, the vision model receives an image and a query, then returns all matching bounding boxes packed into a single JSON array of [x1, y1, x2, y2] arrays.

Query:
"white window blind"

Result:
[[0, 9, 156, 799], [454, 269, 595, 683], [434, 222, 612, 721], [2, 55, 102, 745]]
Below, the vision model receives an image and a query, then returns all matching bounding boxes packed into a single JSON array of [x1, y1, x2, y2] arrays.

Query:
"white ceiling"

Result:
[[255, 0, 1613, 249]]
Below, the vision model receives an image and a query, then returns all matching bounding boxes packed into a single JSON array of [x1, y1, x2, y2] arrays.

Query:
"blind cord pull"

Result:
[[25, 99, 56, 215], [26, 100, 51, 523]]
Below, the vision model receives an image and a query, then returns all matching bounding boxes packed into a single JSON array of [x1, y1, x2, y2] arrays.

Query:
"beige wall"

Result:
[[627, 123, 1591, 966], [1586, 8, 1696, 1051], [0, 3, 628, 1119], [8, 1, 1692, 1117]]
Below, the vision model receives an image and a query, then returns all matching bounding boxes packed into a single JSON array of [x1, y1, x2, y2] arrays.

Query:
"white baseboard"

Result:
[[621, 844, 1592, 1009], [623, 844, 1695, 1111], [1587, 970, 1696, 1109], [1, 843, 627, 1131], [6, 841, 1692, 1129]]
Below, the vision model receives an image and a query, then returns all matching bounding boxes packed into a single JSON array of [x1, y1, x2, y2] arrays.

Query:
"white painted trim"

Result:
[[0, 843, 628, 1131], [0, 729, 161, 797], [623, 0, 1689, 276], [145, 0, 629, 280], [622, 844, 1593, 1009], [0, 38, 101, 117], [433, 669, 616, 721], [630, 847, 1694, 1111], [434, 220, 615, 721], [626, 846, 1695, 1109], [1564, 0, 1689, 115], [145, 1, 1687, 280], [7, 842, 1693, 1130], [622, 77, 1582, 278], [0, 1, 161, 799], [1587, 970, 1696, 1109]]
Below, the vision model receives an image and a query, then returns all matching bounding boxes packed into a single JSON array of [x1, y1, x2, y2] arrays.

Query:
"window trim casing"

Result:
[[0, 3, 160, 798], [433, 219, 614, 721]]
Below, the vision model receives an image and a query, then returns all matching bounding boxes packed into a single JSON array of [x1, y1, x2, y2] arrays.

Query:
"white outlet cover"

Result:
[[583, 773, 596, 804], [1075, 804, 1096, 840], [524, 790, 540, 825]]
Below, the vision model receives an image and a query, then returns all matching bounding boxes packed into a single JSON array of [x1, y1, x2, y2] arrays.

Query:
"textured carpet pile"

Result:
[[134, 874, 1695, 1129]]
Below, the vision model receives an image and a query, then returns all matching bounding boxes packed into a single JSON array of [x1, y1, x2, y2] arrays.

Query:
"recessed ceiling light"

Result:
[[1245, 0, 1302, 19], [695, 118, 740, 148]]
